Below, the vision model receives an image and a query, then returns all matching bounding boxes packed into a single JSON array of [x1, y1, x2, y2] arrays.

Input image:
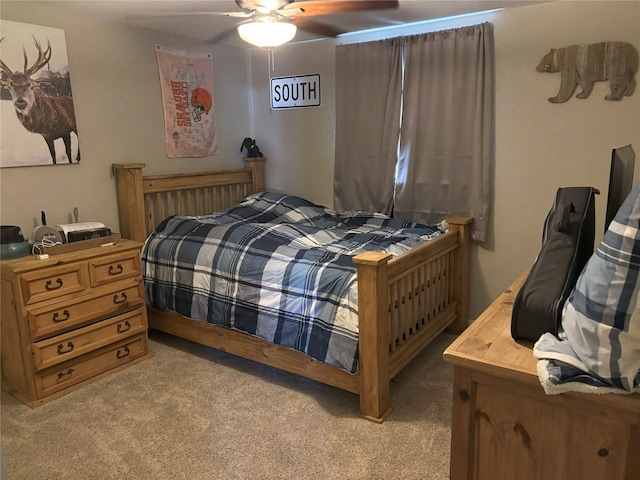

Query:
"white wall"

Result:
[[249, 0, 640, 318], [0, 2, 251, 238], [249, 41, 337, 205], [2, 1, 639, 320]]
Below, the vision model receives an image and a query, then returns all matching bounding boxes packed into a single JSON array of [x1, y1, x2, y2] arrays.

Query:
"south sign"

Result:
[[270, 74, 321, 110]]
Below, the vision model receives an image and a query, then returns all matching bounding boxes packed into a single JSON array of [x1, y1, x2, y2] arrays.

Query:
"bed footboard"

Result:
[[353, 216, 472, 422]]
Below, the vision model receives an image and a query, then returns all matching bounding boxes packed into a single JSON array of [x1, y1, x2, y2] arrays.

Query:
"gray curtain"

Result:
[[394, 23, 494, 241], [334, 38, 403, 215]]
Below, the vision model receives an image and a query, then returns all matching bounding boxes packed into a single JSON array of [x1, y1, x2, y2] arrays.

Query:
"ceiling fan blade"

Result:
[[292, 17, 344, 37], [285, 0, 399, 17], [130, 11, 252, 19]]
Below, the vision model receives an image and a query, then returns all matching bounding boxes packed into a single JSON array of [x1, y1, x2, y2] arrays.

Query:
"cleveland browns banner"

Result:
[[155, 45, 218, 158]]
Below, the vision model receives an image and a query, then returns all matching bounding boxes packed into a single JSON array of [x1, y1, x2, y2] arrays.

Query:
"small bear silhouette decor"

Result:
[[240, 137, 264, 158], [536, 41, 638, 103]]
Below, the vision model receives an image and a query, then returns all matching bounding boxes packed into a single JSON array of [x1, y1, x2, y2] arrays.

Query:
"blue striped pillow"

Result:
[[558, 180, 640, 391]]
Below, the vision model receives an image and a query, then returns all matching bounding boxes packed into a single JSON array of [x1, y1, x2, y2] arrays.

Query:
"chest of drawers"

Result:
[[1, 239, 151, 407], [443, 271, 640, 480]]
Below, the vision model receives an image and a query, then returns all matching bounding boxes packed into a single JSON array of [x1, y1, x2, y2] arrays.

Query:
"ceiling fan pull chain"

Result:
[[268, 47, 276, 73]]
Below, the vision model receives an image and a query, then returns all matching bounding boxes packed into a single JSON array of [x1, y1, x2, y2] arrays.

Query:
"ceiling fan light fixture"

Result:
[[237, 18, 297, 48]]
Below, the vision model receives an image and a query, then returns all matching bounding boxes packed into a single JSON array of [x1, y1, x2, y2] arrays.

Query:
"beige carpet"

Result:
[[1, 330, 456, 480]]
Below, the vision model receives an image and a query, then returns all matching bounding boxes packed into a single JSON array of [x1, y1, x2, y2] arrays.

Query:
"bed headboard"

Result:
[[112, 158, 265, 242]]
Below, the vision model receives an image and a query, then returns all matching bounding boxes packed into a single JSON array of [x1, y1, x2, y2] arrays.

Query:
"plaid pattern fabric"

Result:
[[142, 192, 442, 373], [534, 181, 640, 394]]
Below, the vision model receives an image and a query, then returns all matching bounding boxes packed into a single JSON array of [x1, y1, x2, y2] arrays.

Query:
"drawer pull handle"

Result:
[[45, 278, 63, 290], [117, 321, 131, 334], [116, 346, 130, 359], [52, 310, 71, 322], [57, 342, 74, 354], [108, 264, 124, 275], [57, 368, 75, 382], [113, 292, 128, 304]]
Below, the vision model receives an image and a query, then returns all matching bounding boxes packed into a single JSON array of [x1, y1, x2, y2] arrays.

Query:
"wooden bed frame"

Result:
[[112, 159, 472, 422]]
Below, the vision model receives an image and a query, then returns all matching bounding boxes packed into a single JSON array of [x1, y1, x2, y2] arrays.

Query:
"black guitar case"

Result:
[[511, 186, 599, 342]]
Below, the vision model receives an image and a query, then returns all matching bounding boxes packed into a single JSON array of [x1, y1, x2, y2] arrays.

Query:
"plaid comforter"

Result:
[[142, 192, 443, 373]]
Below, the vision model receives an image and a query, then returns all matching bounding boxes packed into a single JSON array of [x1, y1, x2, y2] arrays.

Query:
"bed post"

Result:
[[243, 157, 266, 194], [353, 251, 394, 423], [446, 217, 473, 334], [112, 163, 147, 242]]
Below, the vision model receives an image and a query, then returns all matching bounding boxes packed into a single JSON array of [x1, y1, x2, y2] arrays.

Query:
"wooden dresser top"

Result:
[[1, 236, 143, 275], [444, 270, 640, 412]]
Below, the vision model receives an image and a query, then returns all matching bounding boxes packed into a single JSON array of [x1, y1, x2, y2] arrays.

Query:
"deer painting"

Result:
[[0, 36, 80, 164]]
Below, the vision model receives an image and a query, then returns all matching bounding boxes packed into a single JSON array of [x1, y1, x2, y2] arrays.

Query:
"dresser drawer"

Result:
[[27, 280, 145, 340], [32, 308, 148, 371], [89, 250, 141, 287], [19, 263, 88, 305], [35, 334, 148, 398]]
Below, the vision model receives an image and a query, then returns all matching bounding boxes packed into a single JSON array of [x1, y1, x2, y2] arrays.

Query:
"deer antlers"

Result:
[[25, 37, 52, 76], [0, 38, 12, 77], [0, 36, 52, 77]]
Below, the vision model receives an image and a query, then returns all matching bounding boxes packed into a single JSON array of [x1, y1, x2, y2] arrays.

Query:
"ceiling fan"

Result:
[[143, 0, 400, 48]]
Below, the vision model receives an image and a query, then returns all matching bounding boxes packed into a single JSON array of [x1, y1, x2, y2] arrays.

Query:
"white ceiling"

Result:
[[65, 0, 549, 47]]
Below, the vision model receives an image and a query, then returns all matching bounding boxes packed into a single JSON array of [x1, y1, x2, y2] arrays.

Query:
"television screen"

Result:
[[605, 144, 635, 232]]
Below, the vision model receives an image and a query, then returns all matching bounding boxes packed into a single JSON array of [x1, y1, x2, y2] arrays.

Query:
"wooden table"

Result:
[[443, 271, 640, 480]]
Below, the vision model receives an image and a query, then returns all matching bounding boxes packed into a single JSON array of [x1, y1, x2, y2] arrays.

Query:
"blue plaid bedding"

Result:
[[142, 192, 443, 373]]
